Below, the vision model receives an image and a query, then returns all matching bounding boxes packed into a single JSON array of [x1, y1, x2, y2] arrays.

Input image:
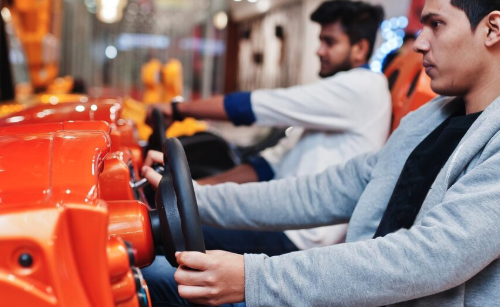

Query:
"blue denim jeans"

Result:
[[141, 225, 299, 306]]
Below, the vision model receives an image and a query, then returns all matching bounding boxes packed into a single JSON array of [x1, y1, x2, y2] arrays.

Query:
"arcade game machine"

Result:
[[0, 5, 15, 103], [0, 0, 255, 183], [123, 58, 207, 142], [0, 117, 208, 307], [0, 4, 207, 304], [0, 0, 152, 139], [0, 0, 88, 115], [0, 1, 28, 114]]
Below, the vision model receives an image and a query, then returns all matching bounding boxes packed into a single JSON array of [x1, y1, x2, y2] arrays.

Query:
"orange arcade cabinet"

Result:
[[0, 126, 151, 307]]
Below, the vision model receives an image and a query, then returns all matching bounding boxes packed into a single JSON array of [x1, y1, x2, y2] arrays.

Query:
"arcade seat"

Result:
[[384, 49, 438, 132]]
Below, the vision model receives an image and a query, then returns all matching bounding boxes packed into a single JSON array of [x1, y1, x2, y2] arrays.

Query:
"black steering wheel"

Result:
[[154, 138, 205, 267], [146, 107, 168, 153]]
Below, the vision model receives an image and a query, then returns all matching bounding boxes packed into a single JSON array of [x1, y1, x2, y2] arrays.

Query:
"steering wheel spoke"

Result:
[[154, 138, 205, 267]]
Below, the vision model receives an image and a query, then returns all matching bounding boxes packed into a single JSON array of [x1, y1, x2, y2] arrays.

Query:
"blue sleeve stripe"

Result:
[[223, 92, 256, 126], [247, 156, 275, 182]]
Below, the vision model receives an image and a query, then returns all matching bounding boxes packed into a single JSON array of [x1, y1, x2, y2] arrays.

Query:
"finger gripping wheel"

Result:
[[155, 138, 205, 267]]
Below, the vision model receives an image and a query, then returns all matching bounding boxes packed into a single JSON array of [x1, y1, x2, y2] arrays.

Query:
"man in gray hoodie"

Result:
[[141, 0, 500, 306]]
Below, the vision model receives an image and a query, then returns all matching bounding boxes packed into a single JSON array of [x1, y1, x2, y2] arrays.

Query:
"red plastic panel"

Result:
[[0, 131, 110, 206], [0, 205, 117, 307], [0, 101, 122, 127], [107, 201, 155, 268], [0, 121, 110, 135]]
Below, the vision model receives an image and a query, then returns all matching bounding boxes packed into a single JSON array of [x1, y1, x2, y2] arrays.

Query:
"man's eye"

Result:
[[325, 40, 335, 46], [432, 21, 442, 28]]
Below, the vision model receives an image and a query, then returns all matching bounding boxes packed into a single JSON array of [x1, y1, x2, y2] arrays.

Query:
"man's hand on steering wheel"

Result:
[[152, 137, 244, 305], [175, 250, 245, 306], [145, 103, 173, 128], [141, 150, 164, 188]]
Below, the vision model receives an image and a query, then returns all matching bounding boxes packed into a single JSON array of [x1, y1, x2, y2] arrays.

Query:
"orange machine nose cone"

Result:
[[107, 201, 156, 268]]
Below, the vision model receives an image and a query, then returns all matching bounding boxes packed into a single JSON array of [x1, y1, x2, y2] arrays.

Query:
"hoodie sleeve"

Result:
[[244, 145, 500, 307], [194, 151, 378, 231]]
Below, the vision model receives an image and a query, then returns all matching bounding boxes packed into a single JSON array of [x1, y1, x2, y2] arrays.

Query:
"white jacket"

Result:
[[250, 67, 391, 249]]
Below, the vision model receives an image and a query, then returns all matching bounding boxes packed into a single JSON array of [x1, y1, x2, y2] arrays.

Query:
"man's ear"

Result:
[[485, 11, 500, 47], [352, 39, 370, 62]]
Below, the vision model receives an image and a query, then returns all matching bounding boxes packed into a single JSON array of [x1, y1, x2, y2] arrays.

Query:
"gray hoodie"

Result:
[[194, 95, 500, 306]]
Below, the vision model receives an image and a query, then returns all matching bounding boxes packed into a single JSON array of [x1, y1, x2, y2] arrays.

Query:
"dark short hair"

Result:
[[451, 0, 500, 30], [403, 32, 417, 43], [310, 0, 384, 60]]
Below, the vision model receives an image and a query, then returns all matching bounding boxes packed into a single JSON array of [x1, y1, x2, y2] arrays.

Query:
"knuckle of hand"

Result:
[[205, 275, 216, 285], [177, 287, 187, 298], [209, 287, 221, 297], [174, 271, 183, 283]]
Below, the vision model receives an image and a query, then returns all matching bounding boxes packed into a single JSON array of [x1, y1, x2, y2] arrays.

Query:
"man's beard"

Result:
[[319, 51, 354, 78]]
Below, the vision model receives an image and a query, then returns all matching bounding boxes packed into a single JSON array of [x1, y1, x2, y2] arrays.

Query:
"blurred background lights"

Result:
[[370, 15, 409, 73], [105, 45, 118, 59], [398, 16, 409, 28], [75, 105, 86, 112], [84, 0, 97, 14], [96, 0, 127, 23], [256, 0, 271, 12], [1, 7, 12, 22], [213, 12, 228, 30]]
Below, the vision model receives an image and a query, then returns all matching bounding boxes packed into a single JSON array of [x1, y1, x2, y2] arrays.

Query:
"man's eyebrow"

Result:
[[420, 12, 442, 24], [319, 34, 336, 40]]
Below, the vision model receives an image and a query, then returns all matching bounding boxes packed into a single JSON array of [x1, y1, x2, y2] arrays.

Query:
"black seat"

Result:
[[178, 132, 241, 179]]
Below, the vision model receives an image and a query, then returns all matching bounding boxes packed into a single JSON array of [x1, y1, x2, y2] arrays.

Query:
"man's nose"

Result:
[[316, 44, 326, 57], [413, 31, 430, 54]]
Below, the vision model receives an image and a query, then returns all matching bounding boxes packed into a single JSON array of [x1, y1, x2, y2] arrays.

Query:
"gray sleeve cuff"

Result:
[[244, 253, 268, 307]]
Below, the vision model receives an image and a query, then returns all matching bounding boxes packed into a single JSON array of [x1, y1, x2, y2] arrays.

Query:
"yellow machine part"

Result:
[[36, 93, 88, 104], [9, 0, 62, 91], [0, 92, 87, 117], [46, 76, 75, 94], [135, 58, 206, 140], [0, 103, 26, 118], [142, 58, 184, 104], [122, 97, 207, 141], [167, 118, 207, 139], [122, 97, 153, 140], [161, 59, 183, 103], [0, 93, 207, 142], [141, 59, 163, 104]]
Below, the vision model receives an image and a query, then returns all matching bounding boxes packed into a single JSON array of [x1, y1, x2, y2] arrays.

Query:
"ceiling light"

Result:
[[96, 0, 127, 23], [1, 7, 11, 22], [256, 0, 270, 12], [105, 46, 118, 59], [213, 12, 228, 30]]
